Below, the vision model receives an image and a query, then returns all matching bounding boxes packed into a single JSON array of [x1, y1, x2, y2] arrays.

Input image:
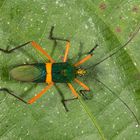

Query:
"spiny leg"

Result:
[[74, 44, 98, 67], [0, 88, 28, 104], [0, 41, 55, 63], [28, 83, 54, 104]]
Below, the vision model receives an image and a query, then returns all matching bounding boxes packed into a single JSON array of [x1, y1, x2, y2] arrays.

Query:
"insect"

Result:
[[0, 26, 139, 125]]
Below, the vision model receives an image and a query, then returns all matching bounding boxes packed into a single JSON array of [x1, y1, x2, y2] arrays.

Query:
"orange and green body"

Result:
[[1, 25, 93, 105], [10, 62, 76, 84]]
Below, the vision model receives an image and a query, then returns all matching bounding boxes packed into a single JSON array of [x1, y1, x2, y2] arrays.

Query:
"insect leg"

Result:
[[87, 44, 98, 54], [74, 78, 90, 91], [67, 83, 79, 97], [31, 41, 55, 63], [48, 26, 70, 62], [74, 44, 98, 67], [61, 97, 78, 111], [48, 26, 69, 42], [0, 88, 28, 104], [61, 83, 80, 110], [0, 41, 55, 63], [63, 41, 70, 62], [0, 41, 31, 54], [61, 91, 90, 108], [74, 78, 90, 99], [62, 97, 78, 104], [28, 83, 54, 104], [79, 90, 90, 100], [59, 82, 89, 111]]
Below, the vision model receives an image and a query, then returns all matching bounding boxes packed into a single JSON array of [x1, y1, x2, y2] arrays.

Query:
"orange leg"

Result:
[[74, 54, 93, 67], [31, 41, 55, 63], [74, 78, 90, 91], [0, 41, 55, 63], [67, 83, 79, 98], [28, 83, 54, 104], [74, 44, 98, 67], [48, 26, 70, 62], [63, 41, 70, 62]]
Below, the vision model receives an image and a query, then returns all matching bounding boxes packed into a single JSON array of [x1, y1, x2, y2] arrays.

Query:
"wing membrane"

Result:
[[10, 65, 42, 82]]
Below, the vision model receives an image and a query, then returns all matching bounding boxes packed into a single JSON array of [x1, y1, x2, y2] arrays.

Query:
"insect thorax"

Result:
[[52, 62, 76, 83]]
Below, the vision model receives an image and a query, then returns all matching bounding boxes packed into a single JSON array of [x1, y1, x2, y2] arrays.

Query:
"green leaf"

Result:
[[0, 0, 140, 140]]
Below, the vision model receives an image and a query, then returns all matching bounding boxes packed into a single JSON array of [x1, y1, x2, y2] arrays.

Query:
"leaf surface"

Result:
[[0, 0, 140, 140]]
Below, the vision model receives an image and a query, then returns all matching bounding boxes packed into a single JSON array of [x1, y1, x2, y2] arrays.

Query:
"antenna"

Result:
[[95, 78, 140, 125], [87, 25, 140, 69]]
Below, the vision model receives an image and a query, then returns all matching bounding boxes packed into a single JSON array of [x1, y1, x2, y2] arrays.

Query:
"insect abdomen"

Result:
[[10, 64, 46, 83]]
